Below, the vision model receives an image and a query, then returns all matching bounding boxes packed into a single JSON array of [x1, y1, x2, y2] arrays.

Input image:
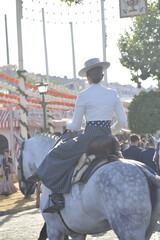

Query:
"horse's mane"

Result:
[[30, 133, 59, 148], [33, 132, 58, 139]]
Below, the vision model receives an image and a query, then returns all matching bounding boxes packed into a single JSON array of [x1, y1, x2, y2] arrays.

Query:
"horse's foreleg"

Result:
[[46, 226, 66, 240], [47, 232, 66, 240], [72, 235, 86, 240]]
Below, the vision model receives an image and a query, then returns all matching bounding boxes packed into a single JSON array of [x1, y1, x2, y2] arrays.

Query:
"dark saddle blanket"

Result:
[[71, 134, 121, 184], [72, 154, 118, 184], [71, 154, 158, 185]]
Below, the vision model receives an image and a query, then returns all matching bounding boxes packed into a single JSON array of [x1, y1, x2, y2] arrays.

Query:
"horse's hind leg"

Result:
[[47, 229, 66, 240], [47, 233, 86, 240], [109, 218, 146, 240], [64, 235, 86, 240]]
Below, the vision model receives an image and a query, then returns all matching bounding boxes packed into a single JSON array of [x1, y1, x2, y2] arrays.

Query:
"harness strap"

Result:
[[18, 141, 36, 196], [57, 211, 80, 237]]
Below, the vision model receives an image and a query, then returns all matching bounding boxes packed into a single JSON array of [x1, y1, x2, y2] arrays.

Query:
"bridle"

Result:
[[18, 141, 36, 197]]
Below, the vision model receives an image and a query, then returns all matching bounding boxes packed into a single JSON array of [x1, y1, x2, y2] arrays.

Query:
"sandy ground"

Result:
[[0, 182, 36, 212]]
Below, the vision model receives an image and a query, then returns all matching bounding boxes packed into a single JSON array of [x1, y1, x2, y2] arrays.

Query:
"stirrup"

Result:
[[43, 194, 65, 213]]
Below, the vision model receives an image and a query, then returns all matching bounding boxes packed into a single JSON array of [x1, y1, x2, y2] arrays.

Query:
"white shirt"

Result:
[[66, 83, 127, 135]]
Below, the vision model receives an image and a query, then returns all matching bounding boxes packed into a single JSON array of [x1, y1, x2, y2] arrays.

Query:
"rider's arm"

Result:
[[111, 95, 127, 135], [66, 92, 85, 131]]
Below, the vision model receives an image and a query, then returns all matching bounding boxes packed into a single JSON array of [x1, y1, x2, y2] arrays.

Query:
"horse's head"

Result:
[[149, 134, 160, 174], [14, 133, 36, 197], [15, 132, 56, 197], [149, 134, 159, 146], [154, 141, 160, 168]]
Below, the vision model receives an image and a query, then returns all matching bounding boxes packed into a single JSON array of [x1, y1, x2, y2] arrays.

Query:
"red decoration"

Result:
[[0, 73, 76, 111], [0, 73, 76, 99]]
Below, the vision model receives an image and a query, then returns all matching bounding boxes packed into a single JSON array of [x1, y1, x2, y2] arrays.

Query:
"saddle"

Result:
[[72, 135, 120, 184]]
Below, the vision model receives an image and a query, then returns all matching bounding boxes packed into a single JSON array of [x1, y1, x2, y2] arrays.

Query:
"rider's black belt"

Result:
[[86, 120, 111, 128]]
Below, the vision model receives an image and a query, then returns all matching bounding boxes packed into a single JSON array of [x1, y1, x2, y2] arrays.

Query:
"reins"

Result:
[[17, 141, 25, 182], [18, 141, 36, 197]]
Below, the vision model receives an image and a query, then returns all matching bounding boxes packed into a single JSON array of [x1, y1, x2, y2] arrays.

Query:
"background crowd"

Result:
[[119, 133, 158, 173]]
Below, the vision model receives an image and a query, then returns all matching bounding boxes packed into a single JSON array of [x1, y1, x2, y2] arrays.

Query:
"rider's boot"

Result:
[[43, 193, 65, 213]]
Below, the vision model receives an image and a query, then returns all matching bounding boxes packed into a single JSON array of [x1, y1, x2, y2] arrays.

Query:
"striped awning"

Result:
[[0, 109, 64, 129], [0, 120, 20, 128], [0, 109, 10, 121]]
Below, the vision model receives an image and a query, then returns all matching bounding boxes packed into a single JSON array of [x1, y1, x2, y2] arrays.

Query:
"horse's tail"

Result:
[[138, 167, 160, 240]]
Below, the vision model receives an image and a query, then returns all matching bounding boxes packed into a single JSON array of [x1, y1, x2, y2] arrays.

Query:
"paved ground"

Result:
[[0, 209, 160, 240]]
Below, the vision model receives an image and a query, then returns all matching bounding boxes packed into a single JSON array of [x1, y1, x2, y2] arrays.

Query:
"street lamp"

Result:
[[36, 80, 48, 132]]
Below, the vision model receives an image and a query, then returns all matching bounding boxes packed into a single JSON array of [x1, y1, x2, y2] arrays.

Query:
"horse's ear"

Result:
[[14, 131, 25, 145]]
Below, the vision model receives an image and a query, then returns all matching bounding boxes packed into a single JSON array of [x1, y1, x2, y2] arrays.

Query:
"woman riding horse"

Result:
[[37, 58, 127, 213]]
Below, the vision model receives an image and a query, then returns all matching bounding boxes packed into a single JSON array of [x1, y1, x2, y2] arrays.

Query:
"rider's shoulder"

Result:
[[77, 84, 118, 97], [103, 86, 119, 96]]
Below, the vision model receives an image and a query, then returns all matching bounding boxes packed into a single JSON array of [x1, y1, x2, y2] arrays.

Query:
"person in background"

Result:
[[120, 141, 129, 155], [0, 149, 17, 196], [0, 150, 4, 187], [139, 138, 157, 172], [0, 150, 3, 165], [122, 134, 142, 161], [139, 138, 147, 149]]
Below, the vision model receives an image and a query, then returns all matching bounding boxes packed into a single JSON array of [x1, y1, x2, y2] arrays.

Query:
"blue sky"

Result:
[[0, 0, 157, 88]]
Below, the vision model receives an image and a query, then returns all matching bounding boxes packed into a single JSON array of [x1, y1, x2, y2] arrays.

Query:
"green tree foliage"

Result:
[[60, 0, 83, 6], [118, 2, 160, 88], [128, 90, 160, 134]]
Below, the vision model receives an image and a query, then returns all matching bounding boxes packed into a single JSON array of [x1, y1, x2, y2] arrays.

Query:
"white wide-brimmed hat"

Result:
[[78, 58, 110, 77]]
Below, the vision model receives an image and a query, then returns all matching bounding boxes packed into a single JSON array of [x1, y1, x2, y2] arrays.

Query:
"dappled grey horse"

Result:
[[16, 133, 160, 240]]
